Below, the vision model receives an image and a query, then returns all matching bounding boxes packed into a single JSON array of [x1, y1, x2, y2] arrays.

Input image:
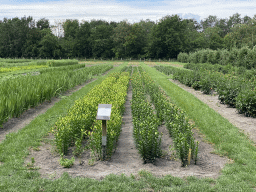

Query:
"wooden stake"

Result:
[[102, 120, 107, 160]]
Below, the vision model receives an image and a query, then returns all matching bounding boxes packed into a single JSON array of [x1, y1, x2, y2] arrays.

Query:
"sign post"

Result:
[[96, 104, 112, 160]]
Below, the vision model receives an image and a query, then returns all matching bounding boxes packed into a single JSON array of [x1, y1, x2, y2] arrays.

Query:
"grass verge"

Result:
[[142, 63, 256, 191]]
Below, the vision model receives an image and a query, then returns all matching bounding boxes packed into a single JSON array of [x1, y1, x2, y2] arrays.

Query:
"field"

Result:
[[0, 59, 256, 191]]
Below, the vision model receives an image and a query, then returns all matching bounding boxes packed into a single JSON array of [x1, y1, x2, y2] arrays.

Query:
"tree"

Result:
[[90, 23, 114, 58], [75, 21, 92, 58], [147, 15, 187, 59], [39, 30, 61, 58], [63, 19, 79, 39], [123, 23, 147, 58], [204, 27, 224, 50], [0, 16, 33, 58], [111, 21, 132, 58], [36, 18, 50, 30], [200, 15, 218, 31]]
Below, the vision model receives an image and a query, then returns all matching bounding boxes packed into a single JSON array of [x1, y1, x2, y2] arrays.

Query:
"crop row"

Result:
[[0, 64, 113, 127], [53, 71, 129, 160], [0, 65, 48, 73], [46, 59, 78, 67], [39, 63, 87, 74], [184, 62, 256, 80], [155, 65, 256, 117], [140, 68, 198, 166], [131, 67, 162, 163]]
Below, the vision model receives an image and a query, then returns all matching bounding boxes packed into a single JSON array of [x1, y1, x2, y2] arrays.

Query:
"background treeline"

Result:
[[0, 13, 256, 59]]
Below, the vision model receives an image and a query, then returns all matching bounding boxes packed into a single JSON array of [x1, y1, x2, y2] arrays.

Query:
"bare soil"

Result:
[[25, 83, 229, 180]]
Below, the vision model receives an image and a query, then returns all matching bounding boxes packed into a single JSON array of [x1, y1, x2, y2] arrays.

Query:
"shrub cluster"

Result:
[[53, 72, 129, 160], [141, 70, 198, 166], [131, 68, 162, 163], [177, 46, 256, 69], [155, 65, 256, 117]]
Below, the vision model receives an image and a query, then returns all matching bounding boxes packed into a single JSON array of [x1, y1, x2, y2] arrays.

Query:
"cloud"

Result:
[[0, 0, 255, 25]]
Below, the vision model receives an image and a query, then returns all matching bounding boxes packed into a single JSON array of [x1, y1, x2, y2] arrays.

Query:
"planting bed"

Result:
[[23, 66, 229, 180], [25, 80, 228, 180]]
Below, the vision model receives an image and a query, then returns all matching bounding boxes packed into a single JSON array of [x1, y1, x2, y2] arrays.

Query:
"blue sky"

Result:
[[0, 0, 255, 25]]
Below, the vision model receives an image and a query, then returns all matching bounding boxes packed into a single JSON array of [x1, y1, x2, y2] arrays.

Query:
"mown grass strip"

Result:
[[142, 63, 256, 191]]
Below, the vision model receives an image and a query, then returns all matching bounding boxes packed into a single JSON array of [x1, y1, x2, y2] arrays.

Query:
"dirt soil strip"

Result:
[[26, 82, 228, 180], [169, 79, 256, 144], [0, 79, 95, 144]]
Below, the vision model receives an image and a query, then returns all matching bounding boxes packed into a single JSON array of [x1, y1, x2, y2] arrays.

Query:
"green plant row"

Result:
[[39, 63, 87, 74], [0, 65, 48, 73], [131, 68, 162, 163], [0, 64, 113, 127], [140, 68, 198, 166], [177, 46, 256, 69], [155, 65, 256, 117], [184, 62, 256, 80], [53, 72, 130, 160], [46, 59, 78, 67], [0, 58, 33, 64]]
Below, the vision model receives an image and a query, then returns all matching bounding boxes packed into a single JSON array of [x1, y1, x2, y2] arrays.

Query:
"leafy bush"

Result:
[[177, 52, 189, 63], [131, 70, 162, 163], [236, 87, 256, 117]]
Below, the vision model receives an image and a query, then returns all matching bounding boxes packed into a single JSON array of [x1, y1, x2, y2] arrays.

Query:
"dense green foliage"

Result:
[[53, 71, 129, 160], [131, 68, 162, 163], [141, 69, 198, 166], [0, 64, 113, 127], [155, 65, 256, 117], [178, 46, 256, 69], [1, 13, 255, 60]]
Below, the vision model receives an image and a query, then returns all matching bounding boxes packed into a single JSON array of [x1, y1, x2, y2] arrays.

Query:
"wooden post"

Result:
[[96, 104, 111, 161], [102, 120, 107, 160]]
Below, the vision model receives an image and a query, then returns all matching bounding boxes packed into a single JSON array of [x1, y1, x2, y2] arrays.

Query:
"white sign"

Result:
[[98, 108, 111, 117], [96, 104, 112, 120]]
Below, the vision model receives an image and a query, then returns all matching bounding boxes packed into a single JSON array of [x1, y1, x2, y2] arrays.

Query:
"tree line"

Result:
[[0, 13, 255, 59]]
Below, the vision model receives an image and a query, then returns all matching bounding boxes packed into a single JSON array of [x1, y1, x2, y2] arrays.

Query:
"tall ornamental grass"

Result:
[[0, 64, 113, 127]]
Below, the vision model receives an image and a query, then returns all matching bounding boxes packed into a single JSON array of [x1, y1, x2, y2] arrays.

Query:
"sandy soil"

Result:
[[25, 83, 229, 180]]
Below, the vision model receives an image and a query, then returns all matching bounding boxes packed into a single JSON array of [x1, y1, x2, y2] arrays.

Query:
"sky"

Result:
[[0, 0, 255, 25]]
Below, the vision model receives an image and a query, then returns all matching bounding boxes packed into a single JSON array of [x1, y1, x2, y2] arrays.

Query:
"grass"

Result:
[[0, 61, 255, 191], [142, 63, 256, 191]]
